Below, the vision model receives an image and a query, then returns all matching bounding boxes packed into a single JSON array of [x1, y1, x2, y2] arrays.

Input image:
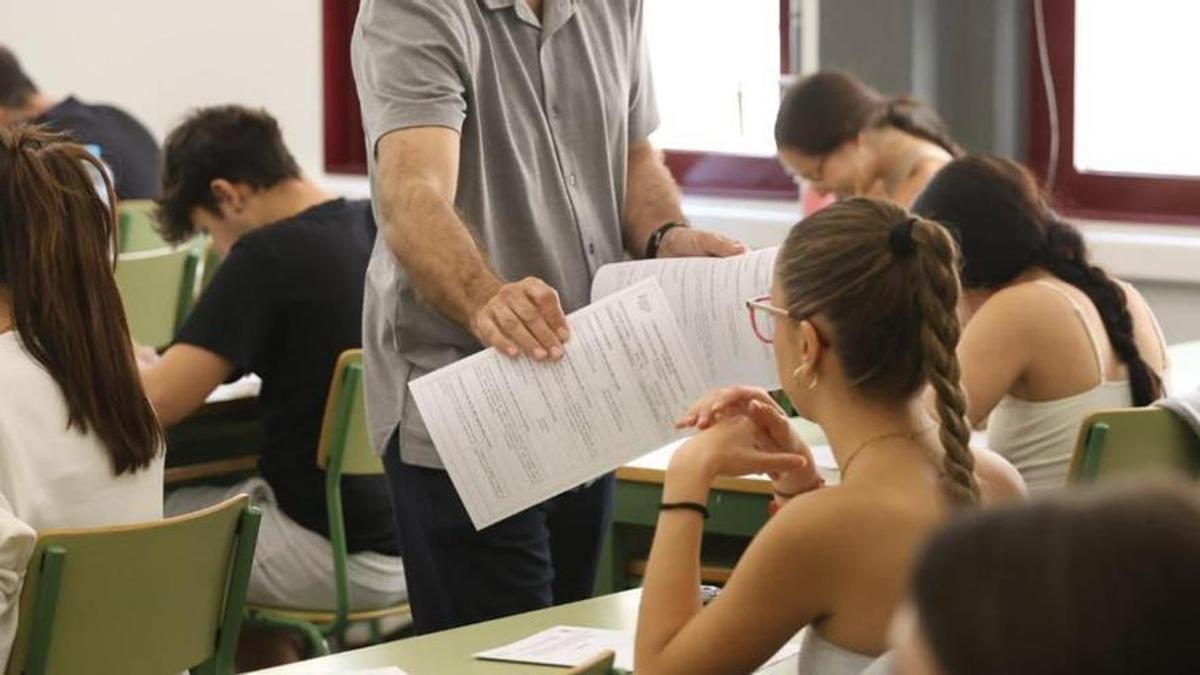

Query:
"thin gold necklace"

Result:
[[839, 425, 936, 480]]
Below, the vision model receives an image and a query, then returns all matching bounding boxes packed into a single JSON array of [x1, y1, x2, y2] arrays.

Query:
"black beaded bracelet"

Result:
[[644, 221, 687, 259], [660, 501, 710, 519]]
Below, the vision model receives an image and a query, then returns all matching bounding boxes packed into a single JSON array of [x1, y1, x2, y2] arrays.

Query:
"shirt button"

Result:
[[588, 242, 597, 255], [569, 173, 578, 187]]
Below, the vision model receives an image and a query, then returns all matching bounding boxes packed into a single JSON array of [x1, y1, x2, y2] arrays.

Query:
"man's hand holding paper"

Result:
[[469, 276, 571, 362]]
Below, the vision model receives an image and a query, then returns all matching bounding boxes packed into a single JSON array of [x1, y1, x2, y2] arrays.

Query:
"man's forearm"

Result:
[[624, 141, 686, 257], [378, 177, 502, 329]]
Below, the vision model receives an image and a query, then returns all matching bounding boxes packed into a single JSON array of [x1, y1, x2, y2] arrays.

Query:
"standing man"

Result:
[[353, 0, 745, 633]]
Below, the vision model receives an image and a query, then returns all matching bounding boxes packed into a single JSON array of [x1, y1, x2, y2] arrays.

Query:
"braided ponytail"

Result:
[[912, 155, 1163, 407], [908, 218, 980, 507], [1041, 221, 1162, 405], [778, 199, 981, 508]]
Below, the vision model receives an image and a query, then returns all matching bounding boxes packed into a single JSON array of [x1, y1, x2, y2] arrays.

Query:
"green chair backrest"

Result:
[[115, 246, 200, 348], [565, 650, 617, 675], [4, 496, 261, 675], [117, 200, 169, 253], [1069, 408, 1200, 483], [313, 349, 383, 629], [317, 349, 381, 478]]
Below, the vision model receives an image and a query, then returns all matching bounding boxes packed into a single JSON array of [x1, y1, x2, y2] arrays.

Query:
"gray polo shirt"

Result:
[[352, 0, 659, 468]]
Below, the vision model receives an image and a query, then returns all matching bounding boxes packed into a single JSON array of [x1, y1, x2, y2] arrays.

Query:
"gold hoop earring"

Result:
[[793, 363, 819, 390]]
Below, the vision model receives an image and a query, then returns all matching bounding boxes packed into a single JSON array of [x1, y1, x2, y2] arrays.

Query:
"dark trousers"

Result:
[[383, 431, 615, 634]]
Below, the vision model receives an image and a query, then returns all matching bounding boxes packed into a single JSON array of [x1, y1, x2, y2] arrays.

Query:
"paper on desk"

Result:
[[205, 374, 262, 403], [410, 278, 707, 530], [475, 625, 800, 672], [591, 246, 779, 390], [475, 625, 632, 669], [314, 662, 408, 667], [316, 669, 409, 675]]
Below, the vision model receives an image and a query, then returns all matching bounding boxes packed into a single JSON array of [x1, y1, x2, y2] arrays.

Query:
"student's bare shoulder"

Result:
[[972, 446, 1028, 503], [984, 280, 1067, 310], [765, 486, 919, 553], [973, 281, 1076, 333]]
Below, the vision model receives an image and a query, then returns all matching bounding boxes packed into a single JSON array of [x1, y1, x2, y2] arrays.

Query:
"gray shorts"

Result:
[[165, 478, 406, 611]]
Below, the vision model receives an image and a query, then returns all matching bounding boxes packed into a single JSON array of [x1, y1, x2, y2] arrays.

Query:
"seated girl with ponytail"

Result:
[[0, 125, 164, 666], [912, 155, 1167, 493], [775, 70, 961, 208], [634, 198, 1024, 675]]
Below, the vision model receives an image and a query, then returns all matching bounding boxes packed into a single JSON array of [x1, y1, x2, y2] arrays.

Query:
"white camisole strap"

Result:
[[1033, 280, 1107, 383]]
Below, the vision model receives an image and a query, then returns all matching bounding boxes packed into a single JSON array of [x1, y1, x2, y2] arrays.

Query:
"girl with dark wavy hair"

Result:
[[912, 155, 1167, 493]]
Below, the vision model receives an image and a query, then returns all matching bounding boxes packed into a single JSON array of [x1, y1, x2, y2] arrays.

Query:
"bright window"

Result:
[[1074, 0, 1200, 178], [645, 0, 782, 157], [1031, 0, 1200, 222]]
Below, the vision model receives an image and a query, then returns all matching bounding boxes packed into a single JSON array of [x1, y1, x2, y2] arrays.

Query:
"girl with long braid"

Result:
[[912, 155, 1168, 493], [634, 198, 1023, 675]]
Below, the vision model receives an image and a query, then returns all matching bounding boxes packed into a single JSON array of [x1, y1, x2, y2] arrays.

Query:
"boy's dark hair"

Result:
[[0, 46, 38, 109], [157, 105, 301, 244]]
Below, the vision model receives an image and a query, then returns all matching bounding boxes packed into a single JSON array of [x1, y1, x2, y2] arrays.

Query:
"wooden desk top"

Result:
[[247, 589, 800, 675], [164, 377, 263, 484]]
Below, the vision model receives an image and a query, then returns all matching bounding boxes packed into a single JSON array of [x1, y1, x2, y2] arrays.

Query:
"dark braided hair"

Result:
[[912, 155, 1162, 406]]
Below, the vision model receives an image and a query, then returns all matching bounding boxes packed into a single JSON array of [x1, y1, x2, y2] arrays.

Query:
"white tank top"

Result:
[[986, 281, 1164, 494], [796, 629, 888, 675]]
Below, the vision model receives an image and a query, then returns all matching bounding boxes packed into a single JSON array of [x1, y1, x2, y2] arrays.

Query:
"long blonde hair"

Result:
[[777, 197, 979, 506]]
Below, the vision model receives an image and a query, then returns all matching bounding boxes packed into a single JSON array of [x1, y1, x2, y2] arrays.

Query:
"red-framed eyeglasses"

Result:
[[745, 295, 829, 346], [746, 295, 790, 344]]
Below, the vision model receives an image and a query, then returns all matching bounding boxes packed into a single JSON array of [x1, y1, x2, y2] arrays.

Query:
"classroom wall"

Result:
[[0, 0, 325, 177], [819, 0, 1028, 158]]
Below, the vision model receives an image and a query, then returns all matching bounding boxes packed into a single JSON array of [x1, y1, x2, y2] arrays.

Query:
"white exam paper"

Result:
[[475, 625, 631, 669], [205, 374, 262, 403], [314, 662, 408, 667], [590, 246, 779, 389], [410, 279, 707, 530], [475, 625, 801, 672]]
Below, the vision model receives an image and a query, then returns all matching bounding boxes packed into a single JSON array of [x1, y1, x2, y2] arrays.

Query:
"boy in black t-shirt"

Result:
[[0, 46, 161, 199], [138, 106, 405, 664]]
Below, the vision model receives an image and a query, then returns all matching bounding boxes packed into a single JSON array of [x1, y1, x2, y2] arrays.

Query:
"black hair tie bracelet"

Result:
[[660, 501, 710, 519]]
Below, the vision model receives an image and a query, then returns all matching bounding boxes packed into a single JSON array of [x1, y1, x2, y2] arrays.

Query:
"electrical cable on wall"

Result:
[[1034, 0, 1060, 193]]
